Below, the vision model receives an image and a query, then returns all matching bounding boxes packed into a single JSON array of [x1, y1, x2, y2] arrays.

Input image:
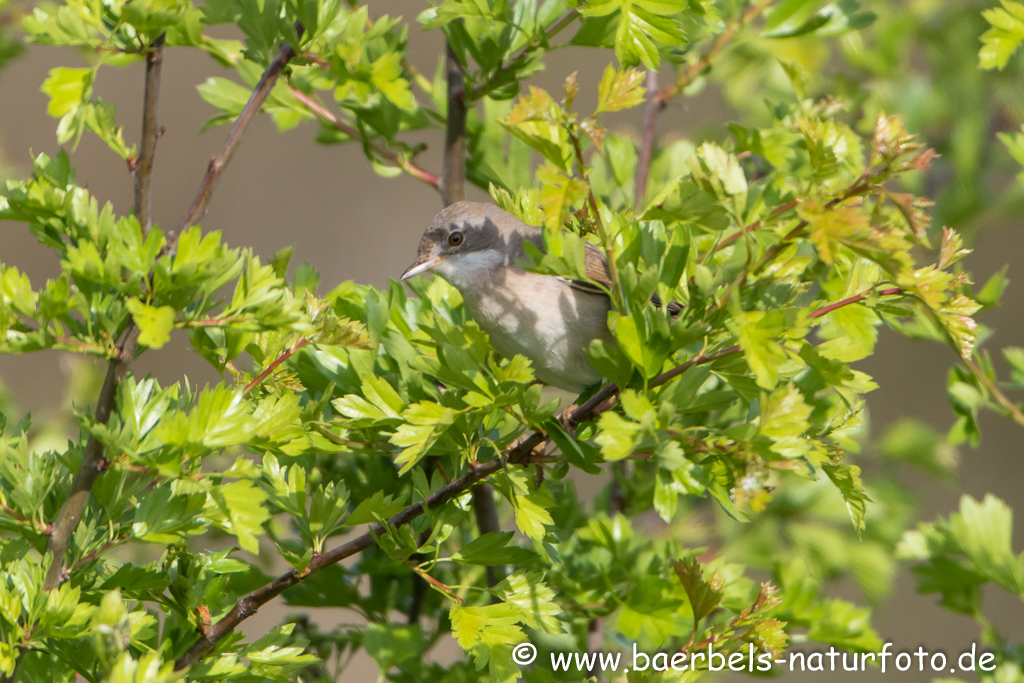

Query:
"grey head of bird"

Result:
[[400, 201, 543, 290], [400, 201, 613, 292]]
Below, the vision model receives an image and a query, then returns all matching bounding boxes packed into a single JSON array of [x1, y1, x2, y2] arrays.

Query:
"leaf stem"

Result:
[[467, 9, 578, 99], [572, 134, 622, 308], [964, 356, 1024, 427], [243, 337, 310, 394]]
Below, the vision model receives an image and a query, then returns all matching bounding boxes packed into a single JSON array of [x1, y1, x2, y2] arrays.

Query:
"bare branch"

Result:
[[43, 329, 139, 590], [440, 41, 467, 206], [634, 68, 659, 209], [132, 33, 166, 231], [471, 483, 504, 590], [287, 86, 441, 190], [175, 38, 299, 244]]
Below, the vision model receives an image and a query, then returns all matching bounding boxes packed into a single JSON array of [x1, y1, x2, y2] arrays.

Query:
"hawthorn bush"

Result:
[[1, 0, 1023, 681]]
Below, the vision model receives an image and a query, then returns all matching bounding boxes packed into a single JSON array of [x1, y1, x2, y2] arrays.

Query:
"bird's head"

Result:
[[401, 202, 518, 288]]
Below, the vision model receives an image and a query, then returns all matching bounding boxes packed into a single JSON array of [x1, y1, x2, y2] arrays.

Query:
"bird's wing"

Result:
[[564, 242, 614, 296], [569, 241, 683, 315]]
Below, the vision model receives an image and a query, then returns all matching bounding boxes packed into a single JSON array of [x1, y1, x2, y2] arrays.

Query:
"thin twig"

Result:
[[634, 68, 659, 209], [175, 37, 299, 245], [43, 330, 139, 590], [440, 41, 467, 206], [808, 287, 902, 319], [132, 33, 165, 231], [467, 9, 578, 99], [287, 86, 441, 190], [572, 136, 622, 306], [655, 0, 771, 105], [243, 337, 310, 394]]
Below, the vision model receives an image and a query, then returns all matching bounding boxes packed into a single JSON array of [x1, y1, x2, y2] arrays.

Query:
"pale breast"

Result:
[[458, 267, 611, 393]]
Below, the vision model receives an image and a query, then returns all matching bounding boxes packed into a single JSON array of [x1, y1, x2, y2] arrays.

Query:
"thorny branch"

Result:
[[175, 35, 300, 247], [287, 86, 441, 190]]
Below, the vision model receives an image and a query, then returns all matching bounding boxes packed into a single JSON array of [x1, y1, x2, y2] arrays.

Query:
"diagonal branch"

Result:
[[132, 33, 166, 232], [287, 87, 441, 190], [175, 37, 300, 245]]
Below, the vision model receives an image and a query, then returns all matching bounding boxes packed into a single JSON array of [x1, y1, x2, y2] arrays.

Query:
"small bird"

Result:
[[401, 201, 616, 393]]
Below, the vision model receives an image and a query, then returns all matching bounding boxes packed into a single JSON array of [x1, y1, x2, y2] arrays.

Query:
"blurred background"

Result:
[[1, 0, 1023, 679]]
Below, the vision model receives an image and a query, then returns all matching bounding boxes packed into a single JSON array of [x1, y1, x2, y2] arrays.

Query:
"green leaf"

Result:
[[672, 557, 723, 623], [595, 65, 647, 114], [823, 464, 870, 535], [980, 1, 1024, 69], [344, 490, 406, 526], [728, 309, 788, 390], [453, 531, 538, 566], [41, 66, 92, 118], [127, 299, 176, 349], [209, 480, 270, 555]]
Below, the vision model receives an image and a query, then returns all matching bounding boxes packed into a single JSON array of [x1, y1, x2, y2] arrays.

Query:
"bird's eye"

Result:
[[447, 231, 464, 247]]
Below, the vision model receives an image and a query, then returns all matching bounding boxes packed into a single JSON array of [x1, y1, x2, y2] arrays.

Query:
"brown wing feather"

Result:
[[566, 242, 613, 296], [571, 242, 683, 315]]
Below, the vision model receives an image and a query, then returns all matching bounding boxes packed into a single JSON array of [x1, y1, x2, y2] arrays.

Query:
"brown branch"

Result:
[[243, 337, 310, 394], [440, 41, 467, 206], [808, 286, 902, 319], [172, 344, 742, 670], [287, 86, 441, 190], [466, 9, 578, 100], [711, 199, 799, 253], [132, 33, 165, 232], [43, 330, 139, 590], [471, 483, 504, 591], [655, 0, 771, 105], [175, 37, 300, 245], [634, 68, 660, 209]]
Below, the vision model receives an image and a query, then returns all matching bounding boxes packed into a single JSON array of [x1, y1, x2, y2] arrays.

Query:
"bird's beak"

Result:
[[401, 256, 442, 281]]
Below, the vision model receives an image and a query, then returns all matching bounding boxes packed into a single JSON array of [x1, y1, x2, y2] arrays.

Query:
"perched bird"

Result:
[[401, 201, 616, 393]]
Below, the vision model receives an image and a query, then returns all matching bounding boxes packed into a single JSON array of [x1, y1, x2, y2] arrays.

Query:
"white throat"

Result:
[[433, 249, 505, 289]]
